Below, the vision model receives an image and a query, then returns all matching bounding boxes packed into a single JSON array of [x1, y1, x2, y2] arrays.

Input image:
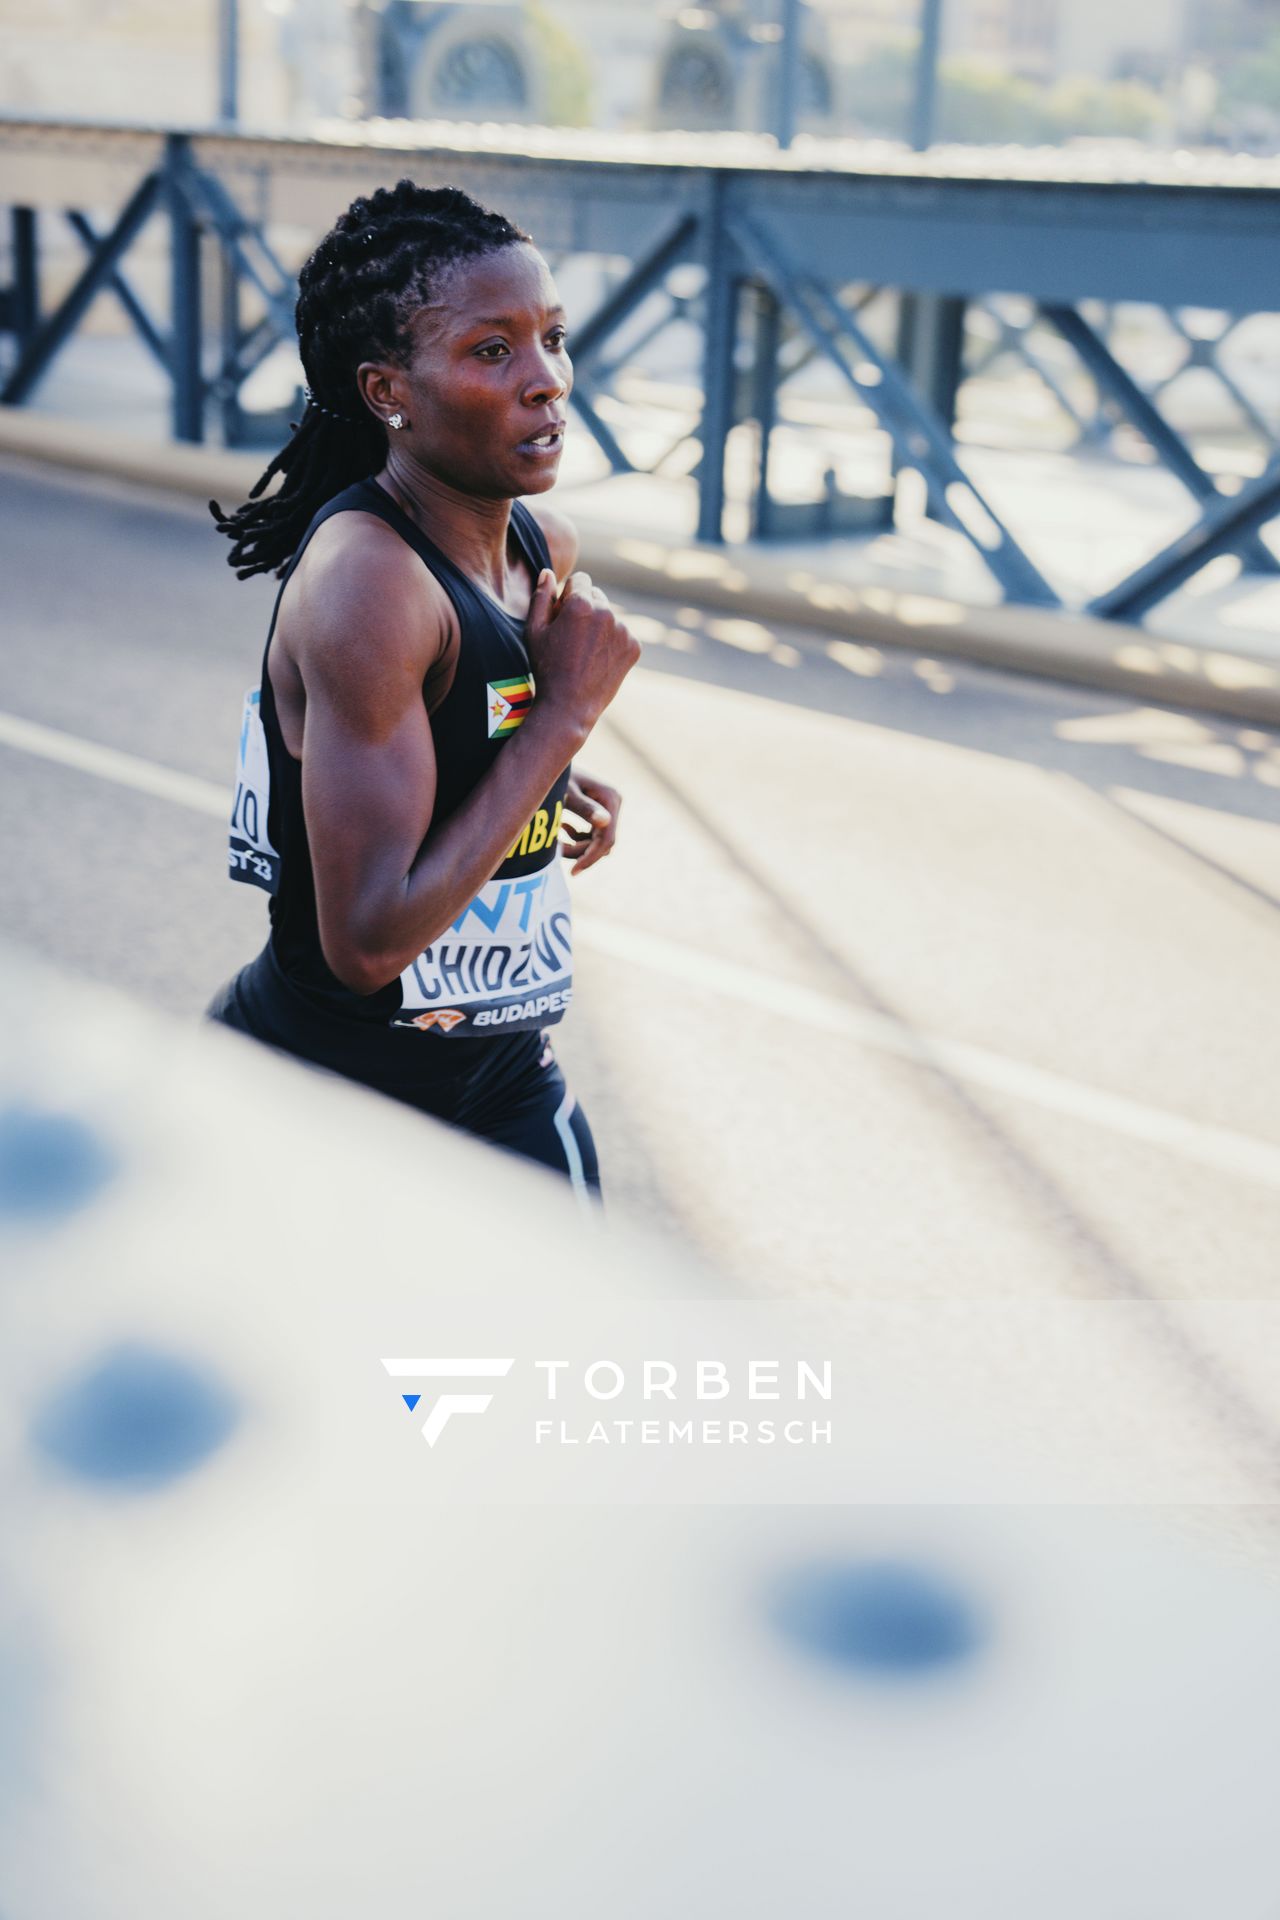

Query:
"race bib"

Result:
[[228, 687, 280, 894], [393, 855, 573, 1037]]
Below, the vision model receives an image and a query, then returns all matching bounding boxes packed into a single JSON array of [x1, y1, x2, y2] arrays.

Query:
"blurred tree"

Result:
[[526, 3, 593, 127], [845, 40, 1168, 146], [1048, 74, 1169, 140], [935, 59, 1057, 143]]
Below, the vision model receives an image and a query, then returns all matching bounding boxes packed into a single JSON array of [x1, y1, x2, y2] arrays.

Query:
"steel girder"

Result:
[[1090, 459, 1280, 620], [2, 168, 163, 409], [0, 134, 298, 443], [1040, 302, 1279, 579], [729, 210, 1058, 604], [63, 209, 168, 372], [4, 207, 39, 346], [5, 117, 1280, 617]]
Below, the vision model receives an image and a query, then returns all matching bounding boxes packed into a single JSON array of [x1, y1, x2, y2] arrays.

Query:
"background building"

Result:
[[0, 0, 1277, 148]]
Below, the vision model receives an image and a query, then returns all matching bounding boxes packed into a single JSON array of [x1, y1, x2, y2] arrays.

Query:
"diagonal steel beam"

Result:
[[1, 169, 162, 406], [65, 209, 169, 372], [968, 300, 1091, 433], [731, 211, 1058, 605], [222, 313, 289, 390], [558, 215, 700, 475], [179, 164, 296, 343], [593, 287, 695, 382], [1152, 309, 1275, 446], [1042, 301, 1278, 576], [569, 211, 699, 370], [1089, 455, 1280, 621], [779, 283, 879, 384], [567, 383, 633, 473], [228, 318, 275, 385], [174, 155, 300, 441], [1149, 312, 1272, 490]]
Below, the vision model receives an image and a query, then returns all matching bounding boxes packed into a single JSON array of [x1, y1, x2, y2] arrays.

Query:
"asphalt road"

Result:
[[4, 453, 1280, 1317]]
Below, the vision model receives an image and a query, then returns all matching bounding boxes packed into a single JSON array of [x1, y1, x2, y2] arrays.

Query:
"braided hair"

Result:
[[210, 179, 529, 579]]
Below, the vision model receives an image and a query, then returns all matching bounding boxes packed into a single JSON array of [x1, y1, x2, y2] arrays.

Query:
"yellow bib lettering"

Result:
[[505, 798, 562, 866]]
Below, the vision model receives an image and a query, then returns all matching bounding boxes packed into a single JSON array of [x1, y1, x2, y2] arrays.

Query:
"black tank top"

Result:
[[228, 476, 572, 1041]]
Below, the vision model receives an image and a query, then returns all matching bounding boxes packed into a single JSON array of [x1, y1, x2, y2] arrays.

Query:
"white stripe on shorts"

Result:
[[553, 1089, 589, 1202]]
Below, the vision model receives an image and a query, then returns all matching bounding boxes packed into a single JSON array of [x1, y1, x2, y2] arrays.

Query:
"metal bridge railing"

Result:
[[4, 113, 1280, 620]]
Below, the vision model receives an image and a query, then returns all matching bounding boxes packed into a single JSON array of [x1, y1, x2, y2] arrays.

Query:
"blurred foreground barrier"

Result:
[[5, 113, 1280, 615], [3, 941, 1280, 1914]]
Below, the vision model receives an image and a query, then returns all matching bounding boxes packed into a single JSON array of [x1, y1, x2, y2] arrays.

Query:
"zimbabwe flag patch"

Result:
[[486, 674, 533, 738]]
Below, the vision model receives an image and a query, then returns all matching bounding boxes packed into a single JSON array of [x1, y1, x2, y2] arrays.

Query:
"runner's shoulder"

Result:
[[523, 500, 579, 578], [285, 509, 451, 693]]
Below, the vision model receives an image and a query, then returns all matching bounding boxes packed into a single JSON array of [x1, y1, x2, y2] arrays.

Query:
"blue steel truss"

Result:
[[1039, 301, 1279, 577], [64, 208, 169, 371], [4, 115, 1280, 622], [1090, 455, 1280, 621], [728, 210, 1058, 603], [1146, 308, 1274, 444], [964, 295, 1279, 476]]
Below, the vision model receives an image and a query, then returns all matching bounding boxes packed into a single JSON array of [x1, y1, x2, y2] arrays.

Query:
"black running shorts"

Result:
[[206, 943, 600, 1198]]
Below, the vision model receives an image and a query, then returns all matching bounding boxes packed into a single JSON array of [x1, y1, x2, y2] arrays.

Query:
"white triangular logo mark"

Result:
[[486, 686, 514, 738]]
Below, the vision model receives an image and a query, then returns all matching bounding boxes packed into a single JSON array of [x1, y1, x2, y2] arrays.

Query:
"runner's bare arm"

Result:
[[297, 534, 637, 994], [526, 506, 623, 874]]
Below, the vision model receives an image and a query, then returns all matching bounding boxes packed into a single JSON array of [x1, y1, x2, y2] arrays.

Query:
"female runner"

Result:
[[206, 180, 640, 1198]]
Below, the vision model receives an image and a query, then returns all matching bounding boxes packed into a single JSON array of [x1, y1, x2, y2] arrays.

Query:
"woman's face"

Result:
[[361, 242, 571, 500]]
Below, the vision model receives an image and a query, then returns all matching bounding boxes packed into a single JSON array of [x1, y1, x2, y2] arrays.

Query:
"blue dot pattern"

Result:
[[0, 1104, 116, 1220], [30, 1344, 239, 1489], [769, 1558, 986, 1676]]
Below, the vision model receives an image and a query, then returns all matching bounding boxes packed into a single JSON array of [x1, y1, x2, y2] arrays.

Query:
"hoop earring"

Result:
[[387, 412, 405, 430]]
